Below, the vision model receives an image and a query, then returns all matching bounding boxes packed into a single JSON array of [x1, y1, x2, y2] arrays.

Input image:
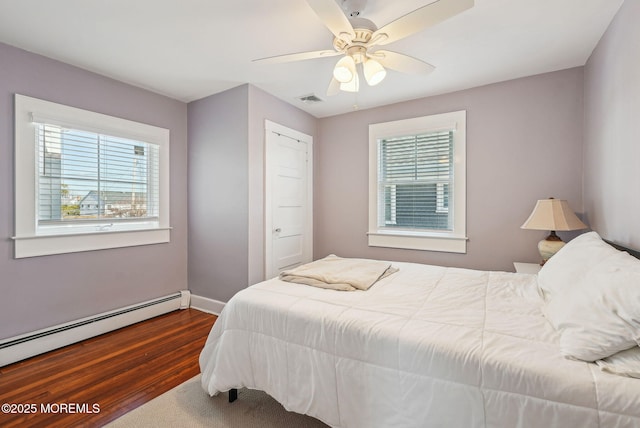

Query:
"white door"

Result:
[[265, 121, 313, 279]]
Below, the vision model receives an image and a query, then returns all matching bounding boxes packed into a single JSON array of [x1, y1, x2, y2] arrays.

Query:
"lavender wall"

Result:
[[315, 68, 585, 272], [0, 43, 188, 340], [188, 85, 249, 303], [584, 0, 640, 249], [188, 84, 317, 303]]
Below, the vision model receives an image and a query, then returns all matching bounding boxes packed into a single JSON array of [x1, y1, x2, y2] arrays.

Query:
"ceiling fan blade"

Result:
[[306, 0, 355, 41], [326, 77, 341, 96], [253, 49, 341, 64], [371, 0, 473, 46], [370, 50, 435, 75]]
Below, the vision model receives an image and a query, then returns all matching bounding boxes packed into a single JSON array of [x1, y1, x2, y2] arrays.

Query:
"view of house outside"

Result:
[[37, 124, 158, 223]]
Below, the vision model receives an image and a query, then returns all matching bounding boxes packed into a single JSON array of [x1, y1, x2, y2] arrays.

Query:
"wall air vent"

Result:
[[297, 94, 323, 104]]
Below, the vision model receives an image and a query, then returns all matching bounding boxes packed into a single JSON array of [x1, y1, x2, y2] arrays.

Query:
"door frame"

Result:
[[264, 120, 313, 280]]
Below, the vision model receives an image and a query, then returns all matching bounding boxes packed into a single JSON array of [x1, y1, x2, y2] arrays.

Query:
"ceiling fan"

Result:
[[254, 0, 474, 96]]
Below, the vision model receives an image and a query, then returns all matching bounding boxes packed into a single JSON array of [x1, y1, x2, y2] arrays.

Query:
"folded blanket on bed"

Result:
[[279, 254, 398, 291]]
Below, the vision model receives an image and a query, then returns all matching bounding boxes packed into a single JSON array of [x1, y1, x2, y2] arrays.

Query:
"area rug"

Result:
[[105, 375, 329, 427]]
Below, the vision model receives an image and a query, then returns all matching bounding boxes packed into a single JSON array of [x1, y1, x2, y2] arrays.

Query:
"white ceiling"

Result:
[[0, 0, 624, 118]]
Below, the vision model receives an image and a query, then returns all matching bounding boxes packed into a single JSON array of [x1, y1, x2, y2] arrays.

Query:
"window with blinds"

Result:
[[14, 94, 170, 258], [368, 110, 466, 253], [378, 130, 453, 231], [36, 123, 160, 227]]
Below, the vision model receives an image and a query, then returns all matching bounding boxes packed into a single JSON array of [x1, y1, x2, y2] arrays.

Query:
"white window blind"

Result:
[[36, 122, 160, 230], [378, 130, 453, 231]]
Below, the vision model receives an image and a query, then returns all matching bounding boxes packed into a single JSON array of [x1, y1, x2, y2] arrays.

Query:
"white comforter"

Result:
[[199, 262, 640, 428]]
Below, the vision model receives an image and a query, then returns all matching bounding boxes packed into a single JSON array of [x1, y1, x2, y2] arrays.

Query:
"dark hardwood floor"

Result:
[[0, 308, 217, 428]]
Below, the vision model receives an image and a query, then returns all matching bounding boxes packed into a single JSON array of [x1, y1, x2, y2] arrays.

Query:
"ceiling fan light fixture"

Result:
[[256, 0, 474, 98], [340, 72, 360, 92], [333, 55, 356, 83], [363, 58, 386, 86]]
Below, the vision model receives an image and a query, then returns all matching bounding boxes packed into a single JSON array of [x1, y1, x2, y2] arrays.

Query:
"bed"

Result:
[[199, 232, 640, 427]]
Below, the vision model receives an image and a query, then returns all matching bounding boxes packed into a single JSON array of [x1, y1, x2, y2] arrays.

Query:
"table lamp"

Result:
[[521, 198, 587, 265]]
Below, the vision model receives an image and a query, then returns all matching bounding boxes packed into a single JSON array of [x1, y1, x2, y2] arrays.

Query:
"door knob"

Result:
[[274, 228, 282, 233]]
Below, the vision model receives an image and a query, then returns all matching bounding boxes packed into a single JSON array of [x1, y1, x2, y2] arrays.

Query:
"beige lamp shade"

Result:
[[521, 198, 587, 231], [521, 198, 587, 264]]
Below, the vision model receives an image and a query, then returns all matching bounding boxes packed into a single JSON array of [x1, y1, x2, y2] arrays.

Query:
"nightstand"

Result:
[[513, 262, 542, 274]]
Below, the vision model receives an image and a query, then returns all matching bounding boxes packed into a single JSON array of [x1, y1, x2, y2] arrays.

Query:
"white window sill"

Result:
[[12, 227, 171, 258], [367, 230, 467, 253], [35, 221, 161, 236]]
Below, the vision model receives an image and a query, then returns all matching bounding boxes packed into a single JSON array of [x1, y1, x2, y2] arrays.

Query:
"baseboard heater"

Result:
[[0, 290, 191, 367]]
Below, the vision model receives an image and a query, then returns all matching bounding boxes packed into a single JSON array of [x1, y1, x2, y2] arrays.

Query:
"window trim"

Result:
[[13, 94, 171, 258], [368, 110, 467, 253]]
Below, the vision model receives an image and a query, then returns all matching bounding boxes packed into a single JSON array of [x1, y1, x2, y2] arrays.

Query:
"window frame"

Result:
[[13, 94, 171, 258], [368, 110, 467, 253]]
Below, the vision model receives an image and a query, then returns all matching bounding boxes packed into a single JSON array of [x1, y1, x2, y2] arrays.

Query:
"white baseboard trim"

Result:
[[190, 294, 226, 316], [0, 290, 190, 367]]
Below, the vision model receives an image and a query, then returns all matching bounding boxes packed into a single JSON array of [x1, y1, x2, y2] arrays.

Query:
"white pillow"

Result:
[[596, 346, 640, 378], [537, 231, 619, 301], [544, 250, 640, 361]]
